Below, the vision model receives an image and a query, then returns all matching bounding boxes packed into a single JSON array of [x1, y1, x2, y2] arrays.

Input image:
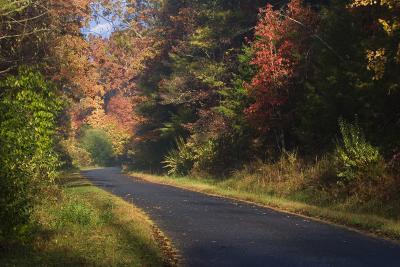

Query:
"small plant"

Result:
[[163, 137, 194, 175], [57, 201, 94, 228], [335, 119, 383, 184]]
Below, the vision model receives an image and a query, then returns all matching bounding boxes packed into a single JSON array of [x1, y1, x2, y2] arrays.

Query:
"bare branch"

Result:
[[0, 28, 50, 41], [3, 11, 47, 25], [277, 11, 345, 62]]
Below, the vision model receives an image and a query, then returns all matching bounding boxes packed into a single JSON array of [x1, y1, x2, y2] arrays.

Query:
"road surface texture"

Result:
[[82, 167, 400, 267]]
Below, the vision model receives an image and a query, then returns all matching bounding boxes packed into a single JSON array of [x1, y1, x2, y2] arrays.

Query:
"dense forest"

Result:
[[1, 0, 399, 241]]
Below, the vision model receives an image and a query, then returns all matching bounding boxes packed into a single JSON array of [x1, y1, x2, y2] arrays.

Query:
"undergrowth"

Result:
[[0, 172, 168, 267]]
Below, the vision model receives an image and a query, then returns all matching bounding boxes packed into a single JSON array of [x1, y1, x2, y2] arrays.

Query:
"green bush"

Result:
[[163, 134, 251, 177], [0, 68, 63, 239], [335, 119, 384, 184], [191, 139, 219, 176], [163, 137, 194, 175], [80, 128, 114, 166]]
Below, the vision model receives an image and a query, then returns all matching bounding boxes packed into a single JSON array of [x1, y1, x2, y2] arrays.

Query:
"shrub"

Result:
[[191, 139, 218, 176], [234, 151, 308, 195], [163, 134, 251, 177], [163, 137, 194, 175], [335, 119, 384, 184], [0, 68, 63, 239], [190, 132, 253, 177]]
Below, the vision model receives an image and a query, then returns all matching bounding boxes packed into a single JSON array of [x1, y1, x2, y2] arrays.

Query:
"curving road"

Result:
[[81, 167, 400, 267]]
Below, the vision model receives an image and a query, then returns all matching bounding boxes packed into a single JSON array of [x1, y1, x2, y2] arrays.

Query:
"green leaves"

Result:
[[80, 128, 114, 166], [163, 137, 194, 176], [0, 68, 63, 239], [335, 119, 383, 183]]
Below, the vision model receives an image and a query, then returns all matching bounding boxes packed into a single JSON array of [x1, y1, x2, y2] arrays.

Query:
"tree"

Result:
[[130, 0, 271, 172], [0, 0, 91, 239], [295, 0, 400, 153], [246, 0, 318, 151]]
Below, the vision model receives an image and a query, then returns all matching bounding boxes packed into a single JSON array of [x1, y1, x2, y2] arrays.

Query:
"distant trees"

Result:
[[81, 128, 114, 166], [130, 0, 270, 173]]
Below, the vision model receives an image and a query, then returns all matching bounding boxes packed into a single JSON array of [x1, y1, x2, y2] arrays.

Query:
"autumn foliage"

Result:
[[2, 0, 400, 241], [246, 0, 318, 132]]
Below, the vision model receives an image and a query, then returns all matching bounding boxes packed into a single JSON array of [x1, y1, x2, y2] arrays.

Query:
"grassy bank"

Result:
[[129, 171, 400, 242], [0, 172, 176, 267]]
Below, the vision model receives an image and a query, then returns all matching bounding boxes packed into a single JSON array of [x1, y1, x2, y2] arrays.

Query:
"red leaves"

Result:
[[107, 95, 136, 131], [245, 0, 317, 132]]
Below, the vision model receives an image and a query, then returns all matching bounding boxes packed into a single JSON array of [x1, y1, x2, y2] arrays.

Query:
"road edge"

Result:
[[80, 169, 183, 267], [126, 171, 400, 247]]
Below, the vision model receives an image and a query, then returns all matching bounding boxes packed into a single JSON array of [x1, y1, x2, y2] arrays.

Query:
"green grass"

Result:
[[0, 172, 176, 267], [129, 172, 400, 242]]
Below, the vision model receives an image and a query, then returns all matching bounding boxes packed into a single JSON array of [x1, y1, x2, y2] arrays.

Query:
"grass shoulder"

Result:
[[0, 171, 176, 267], [129, 171, 400, 243]]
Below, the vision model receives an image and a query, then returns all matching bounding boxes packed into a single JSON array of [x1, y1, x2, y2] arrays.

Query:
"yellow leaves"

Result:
[[0, 0, 30, 16], [75, 95, 137, 156], [189, 27, 213, 50], [349, 0, 399, 80], [350, 0, 399, 8], [349, 0, 376, 7], [366, 48, 387, 80], [379, 19, 400, 36], [397, 44, 400, 64], [90, 115, 130, 156]]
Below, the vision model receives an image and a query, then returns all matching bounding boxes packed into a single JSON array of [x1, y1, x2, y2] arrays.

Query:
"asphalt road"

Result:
[[82, 167, 400, 267]]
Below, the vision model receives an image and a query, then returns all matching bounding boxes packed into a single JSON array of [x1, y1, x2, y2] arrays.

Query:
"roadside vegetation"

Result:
[[124, 0, 400, 241], [1, 0, 399, 260], [130, 163, 400, 240], [130, 118, 400, 240], [0, 172, 172, 267]]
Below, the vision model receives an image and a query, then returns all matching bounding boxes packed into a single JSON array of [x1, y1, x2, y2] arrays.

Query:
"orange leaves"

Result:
[[107, 94, 144, 132], [64, 1, 156, 156], [51, 35, 102, 97], [245, 0, 317, 132], [48, 0, 91, 22], [89, 31, 156, 94]]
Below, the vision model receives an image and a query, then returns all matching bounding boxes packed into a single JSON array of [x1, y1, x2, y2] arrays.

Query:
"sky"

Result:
[[81, 1, 135, 39], [82, 17, 114, 39]]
